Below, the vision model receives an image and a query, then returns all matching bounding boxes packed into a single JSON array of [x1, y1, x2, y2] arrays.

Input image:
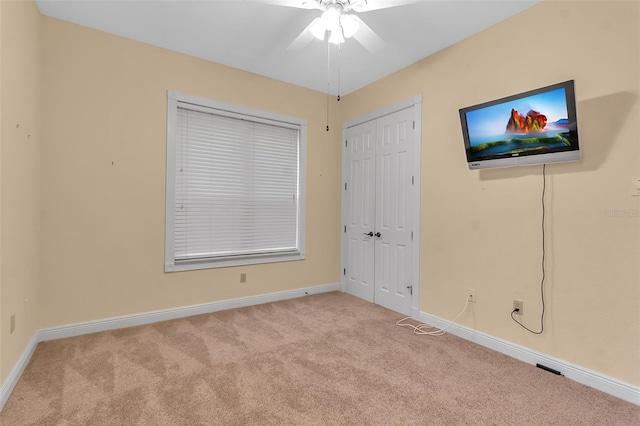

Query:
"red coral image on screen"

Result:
[[505, 109, 548, 133]]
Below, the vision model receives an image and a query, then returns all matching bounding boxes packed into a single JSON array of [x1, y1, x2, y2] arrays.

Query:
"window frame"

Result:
[[165, 91, 306, 272]]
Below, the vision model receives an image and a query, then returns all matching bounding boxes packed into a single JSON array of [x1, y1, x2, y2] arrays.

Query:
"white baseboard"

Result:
[[39, 282, 341, 342], [0, 333, 39, 411], [419, 311, 640, 406], [0, 282, 341, 411]]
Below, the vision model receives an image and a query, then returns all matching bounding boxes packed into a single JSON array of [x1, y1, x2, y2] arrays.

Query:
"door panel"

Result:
[[374, 108, 414, 315], [343, 106, 415, 316], [344, 120, 376, 302]]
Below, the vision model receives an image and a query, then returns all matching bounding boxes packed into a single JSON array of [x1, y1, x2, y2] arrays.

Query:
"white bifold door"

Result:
[[342, 106, 417, 316]]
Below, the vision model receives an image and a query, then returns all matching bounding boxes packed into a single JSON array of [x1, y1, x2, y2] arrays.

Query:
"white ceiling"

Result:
[[35, 0, 540, 95]]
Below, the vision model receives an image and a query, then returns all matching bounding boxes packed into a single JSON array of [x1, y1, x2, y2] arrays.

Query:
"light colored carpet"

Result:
[[0, 292, 638, 425]]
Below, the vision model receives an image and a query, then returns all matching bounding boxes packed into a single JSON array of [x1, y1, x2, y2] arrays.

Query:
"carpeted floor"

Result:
[[0, 292, 638, 425]]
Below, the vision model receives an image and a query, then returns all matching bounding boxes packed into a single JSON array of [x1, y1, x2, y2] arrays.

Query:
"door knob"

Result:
[[363, 231, 374, 237], [375, 232, 382, 238]]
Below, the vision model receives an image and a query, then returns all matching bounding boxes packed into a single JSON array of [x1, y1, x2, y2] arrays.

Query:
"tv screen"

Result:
[[459, 80, 580, 170]]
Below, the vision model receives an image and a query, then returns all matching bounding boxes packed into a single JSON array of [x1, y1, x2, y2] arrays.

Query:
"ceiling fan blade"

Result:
[[351, 16, 385, 53], [239, 0, 322, 10], [287, 18, 319, 50], [350, 0, 424, 13]]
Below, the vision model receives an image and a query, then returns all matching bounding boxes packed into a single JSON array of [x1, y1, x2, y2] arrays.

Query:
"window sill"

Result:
[[165, 251, 305, 272]]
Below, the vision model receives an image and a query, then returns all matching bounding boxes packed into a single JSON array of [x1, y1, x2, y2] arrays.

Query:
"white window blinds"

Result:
[[166, 93, 305, 271]]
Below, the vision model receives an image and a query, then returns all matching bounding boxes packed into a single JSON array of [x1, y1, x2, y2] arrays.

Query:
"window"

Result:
[[165, 91, 306, 272]]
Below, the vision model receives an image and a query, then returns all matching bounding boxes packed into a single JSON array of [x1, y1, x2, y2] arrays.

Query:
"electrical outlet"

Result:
[[632, 176, 640, 196], [240, 273, 247, 284], [10, 314, 15, 334], [513, 300, 524, 315], [468, 288, 476, 303]]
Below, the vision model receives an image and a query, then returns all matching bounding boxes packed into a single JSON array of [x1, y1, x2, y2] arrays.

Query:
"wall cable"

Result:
[[396, 296, 470, 336], [511, 163, 546, 334]]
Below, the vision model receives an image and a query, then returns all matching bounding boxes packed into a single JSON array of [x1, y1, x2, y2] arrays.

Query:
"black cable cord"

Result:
[[511, 164, 546, 334]]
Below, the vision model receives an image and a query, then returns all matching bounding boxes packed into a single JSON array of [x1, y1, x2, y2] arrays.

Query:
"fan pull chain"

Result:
[[337, 43, 341, 102], [326, 41, 331, 131]]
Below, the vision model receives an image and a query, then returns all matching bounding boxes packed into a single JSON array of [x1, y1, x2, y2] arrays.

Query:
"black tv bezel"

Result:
[[459, 80, 580, 170]]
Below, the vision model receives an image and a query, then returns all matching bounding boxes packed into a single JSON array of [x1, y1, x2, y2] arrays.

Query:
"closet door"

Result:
[[343, 107, 415, 316], [373, 107, 414, 315], [344, 120, 377, 302]]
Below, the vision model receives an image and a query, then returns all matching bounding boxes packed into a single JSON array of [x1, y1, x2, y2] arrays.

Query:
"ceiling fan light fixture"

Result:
[[309, 17, 326, 40], [320, 6, 341, 30], [308, 2, 361, 45], [340, 14, 359, 38], [328, 29, 345, 45]]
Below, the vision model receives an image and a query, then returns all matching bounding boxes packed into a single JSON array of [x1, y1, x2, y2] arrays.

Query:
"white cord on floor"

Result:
[[396, 296, 470, 336]]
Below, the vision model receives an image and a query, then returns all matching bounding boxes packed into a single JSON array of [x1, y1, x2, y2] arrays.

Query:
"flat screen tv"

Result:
[[459, 80, 580, 170]]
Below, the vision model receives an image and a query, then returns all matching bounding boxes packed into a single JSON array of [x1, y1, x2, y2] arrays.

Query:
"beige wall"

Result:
[[0, 0, 638, 391], [342, 0, 639, 386], [38, 16, 342, 328], [0, 0, 3, 380], [0, 0, 42, 382]]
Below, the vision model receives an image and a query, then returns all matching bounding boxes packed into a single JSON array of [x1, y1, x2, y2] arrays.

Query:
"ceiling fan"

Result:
[[258, 0, 424, 53]]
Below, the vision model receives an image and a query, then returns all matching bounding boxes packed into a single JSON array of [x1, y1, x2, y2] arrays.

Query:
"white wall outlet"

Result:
[[240, 273, 247, 283], [468, 288, 476, 303]]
